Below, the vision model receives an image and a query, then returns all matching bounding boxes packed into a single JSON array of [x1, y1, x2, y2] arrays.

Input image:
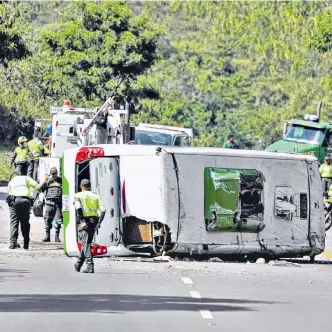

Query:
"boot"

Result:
[[23, 243, 29, 250], [82, 267, 94, 274], [55, 233, 61, 243], [42, 232, 50, 242], [74, 263, 81, 272], [14, 242, 21, 248], [9, 243, 15, 249]]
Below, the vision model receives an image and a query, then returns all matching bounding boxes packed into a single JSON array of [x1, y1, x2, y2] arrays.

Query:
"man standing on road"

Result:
[[10, 136, 29, 175], [74, 179, 106, 274], [223, 135, 239, 149], [28, 134, 44, 181], [39, 167, 62, 243], [319, 156, 332, 194], [7, 172, 41, 249]]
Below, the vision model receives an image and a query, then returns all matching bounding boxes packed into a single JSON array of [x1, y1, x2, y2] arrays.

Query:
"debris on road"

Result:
[[208, 257, 223, 263], [256, 258, 266, 264], [269, 260, 302, 268]]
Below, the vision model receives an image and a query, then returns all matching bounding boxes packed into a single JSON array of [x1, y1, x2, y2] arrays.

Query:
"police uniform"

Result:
[[10, 137, 29, 176], [40, 169, 62, 242], [7, 175, 41, 249], [319, 161, 332, 193], [74, 179, 106, 273], [28, 137, 44, 181]]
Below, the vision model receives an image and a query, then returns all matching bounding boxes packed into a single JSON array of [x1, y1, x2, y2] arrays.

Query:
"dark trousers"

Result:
[[28, 159, 39, 181], [43, 203, 61, 234], [9, 198, 31, 246], [322, 178, 332, 194], [77, 223, 96, 269], [15, 163, 28, 176]]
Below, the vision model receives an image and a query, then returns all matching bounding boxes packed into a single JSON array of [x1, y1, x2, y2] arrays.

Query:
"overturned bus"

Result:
[[62, 145, 325, 259]]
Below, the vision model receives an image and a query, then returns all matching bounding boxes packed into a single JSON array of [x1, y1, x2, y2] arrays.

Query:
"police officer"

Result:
[[28, 135, 44, 181], [39, 167, 62, 242], [319, 156, 332, 194], [7, 172, 41, 249], [74, 179, 106, 274], [10, 136, 29, 175]]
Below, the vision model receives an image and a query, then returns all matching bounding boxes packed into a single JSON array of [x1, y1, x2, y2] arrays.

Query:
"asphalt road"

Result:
[[1, 257, 332, 332], [1, 187, 332, 331]]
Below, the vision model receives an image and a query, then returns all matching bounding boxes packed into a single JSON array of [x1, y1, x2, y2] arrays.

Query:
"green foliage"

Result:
[[3, 0, 332, 163], [39, 1, 162, 104]]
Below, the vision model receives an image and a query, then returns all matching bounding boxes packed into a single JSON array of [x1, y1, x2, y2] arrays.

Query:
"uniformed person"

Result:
[[28, 135, 44, 181], [319, 156, 332, 194], [7, 172, 41, 249], [74, 179, 106, 273], [39, 167, 62, 242], [10, 136, 29, 176]]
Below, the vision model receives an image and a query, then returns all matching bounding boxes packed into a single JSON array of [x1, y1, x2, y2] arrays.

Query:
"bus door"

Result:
[[89, 157, 121, 247]]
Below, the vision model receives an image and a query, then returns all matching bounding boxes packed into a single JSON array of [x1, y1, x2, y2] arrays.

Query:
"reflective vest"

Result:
[[28, 139, 43, 159], [319, 163, 332, 178], [43, 143, 50, 155], [8, 176, 41, 197], [74, 190, 106, 217], [14, 147, 29, 163]]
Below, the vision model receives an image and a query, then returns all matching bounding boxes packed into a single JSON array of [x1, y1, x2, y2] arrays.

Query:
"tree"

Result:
[[39, 1, 162, 105], [0, 2, 29, 66]]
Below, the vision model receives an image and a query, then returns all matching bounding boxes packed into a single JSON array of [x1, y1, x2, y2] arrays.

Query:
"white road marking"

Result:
[[181, 277, 193, 285], [199, 310, 214, 319], [190, 291, 202, 299]]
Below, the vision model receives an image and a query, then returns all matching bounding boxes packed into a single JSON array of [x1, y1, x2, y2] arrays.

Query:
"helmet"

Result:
[[45, 124, 52, 133], [18, 136, 28, 145]]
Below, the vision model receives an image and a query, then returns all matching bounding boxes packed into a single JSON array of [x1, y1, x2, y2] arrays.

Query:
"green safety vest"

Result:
[[28, 139, 42, 159], [319, 163, 332, 178], [74, 190, 106, 217], [14, 147, 29, 163], [8, 176, 41, 197]]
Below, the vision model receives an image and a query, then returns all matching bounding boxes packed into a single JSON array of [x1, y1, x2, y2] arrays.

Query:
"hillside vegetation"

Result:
[[1, 1, 332, 149]]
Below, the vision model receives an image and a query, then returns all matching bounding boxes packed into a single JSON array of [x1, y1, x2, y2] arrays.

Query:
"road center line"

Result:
[[190, 291, 202, 299], [199, 310, 214, 319], [181, 277, 193, 285]]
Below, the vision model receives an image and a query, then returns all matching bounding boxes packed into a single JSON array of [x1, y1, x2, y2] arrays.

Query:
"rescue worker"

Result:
[[28, 135, 44, 181], [10, 136, 29, 176], [39, 167, 62, 242], [6, 172, 41, 249], [74, 179, 106, 273], [42, 124, 52, 155], [223, 135, 239, 149], [319, 156, 332, 194]]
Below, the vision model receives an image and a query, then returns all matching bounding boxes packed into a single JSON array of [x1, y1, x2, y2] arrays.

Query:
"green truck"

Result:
[[265, 102, 332, 164]]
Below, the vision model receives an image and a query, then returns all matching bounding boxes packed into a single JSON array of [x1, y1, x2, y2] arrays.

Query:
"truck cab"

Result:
[[134, 123, 194, 147], [266, 108, 332, 164]]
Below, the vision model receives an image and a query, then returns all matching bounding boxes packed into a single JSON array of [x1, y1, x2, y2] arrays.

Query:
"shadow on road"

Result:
[[0, 294, 280, 313]]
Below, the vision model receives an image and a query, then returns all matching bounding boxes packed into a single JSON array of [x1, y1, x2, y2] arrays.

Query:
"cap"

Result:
[[80, 179, 91, 187], [50, 167, 58, 174]]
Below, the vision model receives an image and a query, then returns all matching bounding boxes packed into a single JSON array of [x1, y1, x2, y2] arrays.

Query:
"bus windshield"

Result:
[[135, 130, 173, 146], [285, 125, 324, 145]]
